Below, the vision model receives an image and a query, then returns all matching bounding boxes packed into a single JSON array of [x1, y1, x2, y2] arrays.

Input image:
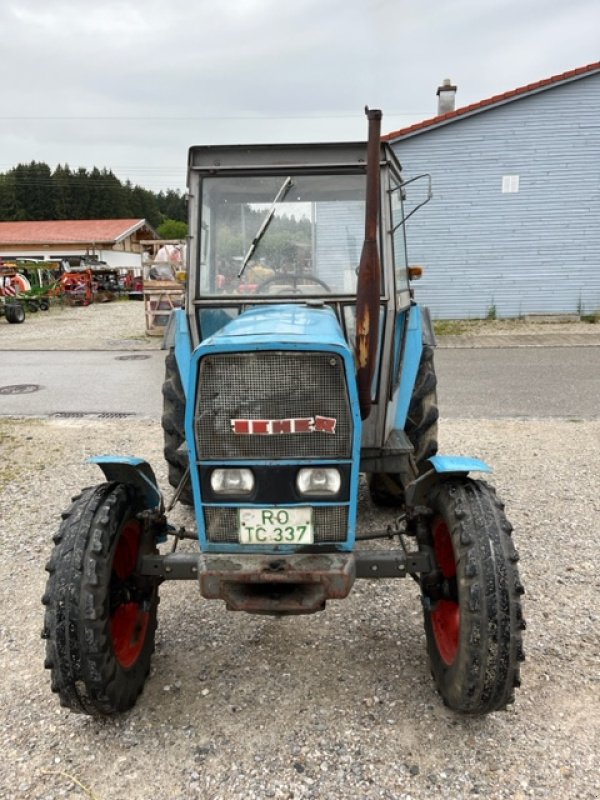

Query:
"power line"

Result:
[[0, 111, 429, 121]]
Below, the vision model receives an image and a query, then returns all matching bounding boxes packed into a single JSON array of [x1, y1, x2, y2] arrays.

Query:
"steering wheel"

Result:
[[257, 273, 332, 294]]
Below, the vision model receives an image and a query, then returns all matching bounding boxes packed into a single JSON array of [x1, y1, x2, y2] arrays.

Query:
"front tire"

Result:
[[42, 483, 159, 715], [421, 478, 525, 714]]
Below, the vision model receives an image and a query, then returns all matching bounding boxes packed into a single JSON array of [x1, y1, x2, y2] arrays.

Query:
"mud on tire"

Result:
[[42, 483, 159, 715], [162, 350, 193, 506], [421, 477, 526, 714]]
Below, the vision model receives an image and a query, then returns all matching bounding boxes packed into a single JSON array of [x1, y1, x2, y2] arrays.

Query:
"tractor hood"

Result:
[[202, 304, 350, 351]]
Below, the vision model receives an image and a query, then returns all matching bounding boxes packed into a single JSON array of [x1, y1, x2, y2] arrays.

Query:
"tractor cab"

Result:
[[183, 134, 433, 471], [186, 139, 413, 327]]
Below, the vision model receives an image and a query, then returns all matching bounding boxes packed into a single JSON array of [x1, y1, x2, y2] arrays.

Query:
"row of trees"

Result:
[[0, 161, 187, 235]]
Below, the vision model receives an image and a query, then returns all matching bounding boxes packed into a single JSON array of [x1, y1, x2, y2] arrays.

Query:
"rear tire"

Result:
[[42, 483, 159, 715], [405, 344, 438, 465], [420, 477, 525, 714], [369, 344, 439, 505], [162, 350, 193, 506]]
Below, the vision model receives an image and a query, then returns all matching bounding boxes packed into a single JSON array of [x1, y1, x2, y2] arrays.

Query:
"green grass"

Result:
[[580, 310, 599, 324], [433, 319, 475, 335]]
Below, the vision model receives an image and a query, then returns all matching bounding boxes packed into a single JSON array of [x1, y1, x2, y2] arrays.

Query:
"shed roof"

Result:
[[384, 61, 600, 142], [0, 219, 156, 245]]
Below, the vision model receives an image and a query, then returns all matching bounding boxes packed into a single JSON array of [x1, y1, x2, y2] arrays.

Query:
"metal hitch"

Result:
[[198, 553, 356, 615]]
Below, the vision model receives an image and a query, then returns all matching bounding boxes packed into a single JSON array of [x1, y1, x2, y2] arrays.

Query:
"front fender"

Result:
[[405, 454, 492, 508], [428, 455, 491, 475], [88, 456, 163, 511]]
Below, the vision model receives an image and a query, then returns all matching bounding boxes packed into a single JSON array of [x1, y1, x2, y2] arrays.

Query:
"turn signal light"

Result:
[[408, 265, 424, 280]]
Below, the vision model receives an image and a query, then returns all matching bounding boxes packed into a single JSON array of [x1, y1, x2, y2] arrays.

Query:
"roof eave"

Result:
[[113, 219, 156, 244], [384, 63, 600, 142]]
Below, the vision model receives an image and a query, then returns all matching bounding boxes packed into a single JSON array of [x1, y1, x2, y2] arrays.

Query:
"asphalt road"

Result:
[[0, 350, 165, 418], [1, 346, 598, 419], [435, 346, 600, 419]]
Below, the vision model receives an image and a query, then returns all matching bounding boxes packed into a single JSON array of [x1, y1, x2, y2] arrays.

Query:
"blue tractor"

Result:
[[43, 110, 525, 715]]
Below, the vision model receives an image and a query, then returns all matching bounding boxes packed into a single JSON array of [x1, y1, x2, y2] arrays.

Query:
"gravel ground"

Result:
[[0, 301, 159, 351], [1, 416, 599, 800], [1, 302, 599, 799]]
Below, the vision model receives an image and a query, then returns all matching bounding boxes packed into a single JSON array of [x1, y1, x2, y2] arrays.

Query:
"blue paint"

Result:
[[185, 304, 362, 554], [172, 308, 192, 400], [202, 304, 350, 349], [190, 541, 350, 555], [428, 455, 492, 474], [199, 308, 238, 339], [393, 304, 423, 429], [202, 501, 351, 509], [87, 456, 163, 510], [198, 459, 353, 467]]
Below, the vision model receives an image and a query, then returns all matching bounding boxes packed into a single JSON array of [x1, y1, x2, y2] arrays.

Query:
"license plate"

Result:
[[238, 507, 314, 545]]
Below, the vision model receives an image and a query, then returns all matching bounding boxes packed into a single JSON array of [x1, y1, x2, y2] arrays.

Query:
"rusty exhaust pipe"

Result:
[[356, 106, 382, 420]]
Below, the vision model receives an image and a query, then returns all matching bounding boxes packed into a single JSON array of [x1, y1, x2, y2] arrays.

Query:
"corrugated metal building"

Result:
[[385, 62, 600, 319]]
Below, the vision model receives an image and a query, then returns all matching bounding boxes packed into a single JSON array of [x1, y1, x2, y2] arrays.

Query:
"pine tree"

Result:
[[0, 162, 187, 223]]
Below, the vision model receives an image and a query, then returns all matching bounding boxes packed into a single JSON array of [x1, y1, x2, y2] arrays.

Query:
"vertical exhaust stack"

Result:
[[356, 106, 382, 421]]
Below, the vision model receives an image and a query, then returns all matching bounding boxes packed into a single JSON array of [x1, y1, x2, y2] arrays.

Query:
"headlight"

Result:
[[210, 468, 255, 495], [296, 468, 341, 496]]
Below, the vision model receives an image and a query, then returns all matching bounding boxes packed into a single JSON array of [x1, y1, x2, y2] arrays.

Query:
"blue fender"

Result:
[[405, 455, 492, 508], [88, 456, 163, 510], [394, 304, 423, 429], [428, 455, 492, 474]]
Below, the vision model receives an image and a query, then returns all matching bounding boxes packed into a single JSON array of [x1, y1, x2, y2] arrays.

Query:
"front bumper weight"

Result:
[[198, 553, 356, 615]]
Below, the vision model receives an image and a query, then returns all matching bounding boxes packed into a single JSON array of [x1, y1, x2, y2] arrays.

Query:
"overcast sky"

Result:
[[1, 0, 598, 192]]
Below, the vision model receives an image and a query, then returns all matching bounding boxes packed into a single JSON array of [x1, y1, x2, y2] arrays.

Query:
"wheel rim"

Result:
[[110, 520, 150, 669], [430, 517, 460, 666]]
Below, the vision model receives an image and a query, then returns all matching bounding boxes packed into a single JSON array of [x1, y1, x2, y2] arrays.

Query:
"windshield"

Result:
[[198, 173, 369, 297]]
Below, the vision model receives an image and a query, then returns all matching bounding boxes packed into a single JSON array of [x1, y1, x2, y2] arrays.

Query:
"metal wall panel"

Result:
[[391, 73, 600, 319]]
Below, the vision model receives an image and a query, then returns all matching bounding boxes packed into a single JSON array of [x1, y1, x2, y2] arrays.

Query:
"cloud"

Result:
[[0, 0, 598, 189]]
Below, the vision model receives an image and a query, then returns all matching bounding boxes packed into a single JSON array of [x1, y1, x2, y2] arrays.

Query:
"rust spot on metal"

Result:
[[356, 307, 370, 368], [356, 108, 383, 420], [198, 553, 356, 615]]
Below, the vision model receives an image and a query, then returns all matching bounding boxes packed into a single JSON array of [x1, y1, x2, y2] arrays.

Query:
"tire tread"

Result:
[[423, 477, 525, 714]]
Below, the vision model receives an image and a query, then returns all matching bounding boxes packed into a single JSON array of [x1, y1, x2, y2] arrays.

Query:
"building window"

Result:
[[502, 175, 520, 193]]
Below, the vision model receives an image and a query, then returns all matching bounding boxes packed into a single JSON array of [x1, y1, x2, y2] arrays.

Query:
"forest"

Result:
[[0, 161, 187, 233]]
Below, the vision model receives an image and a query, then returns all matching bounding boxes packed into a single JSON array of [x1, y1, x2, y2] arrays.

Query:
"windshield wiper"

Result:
[[238, 176, 293, 278]]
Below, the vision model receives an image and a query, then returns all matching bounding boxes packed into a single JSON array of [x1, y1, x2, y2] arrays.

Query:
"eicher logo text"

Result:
[[230, 416, 336, 435]]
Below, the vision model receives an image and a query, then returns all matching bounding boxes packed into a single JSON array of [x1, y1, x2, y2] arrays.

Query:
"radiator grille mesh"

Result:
[[204, 505, 348, 544], [195, 352, 352, 459]]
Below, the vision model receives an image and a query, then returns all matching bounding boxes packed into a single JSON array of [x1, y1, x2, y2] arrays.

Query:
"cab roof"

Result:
[[187, 141, 401, 175]]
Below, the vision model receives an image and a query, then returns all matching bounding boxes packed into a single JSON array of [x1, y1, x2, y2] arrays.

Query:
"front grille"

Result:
[[204, 506, 349, 543], [195, 351, 352, 460]]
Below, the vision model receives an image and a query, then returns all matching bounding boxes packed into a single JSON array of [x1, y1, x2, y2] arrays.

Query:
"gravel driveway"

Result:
[[0, 302, 599, 799]]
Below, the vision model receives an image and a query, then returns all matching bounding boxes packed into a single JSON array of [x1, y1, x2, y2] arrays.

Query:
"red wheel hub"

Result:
[[110, 520, 150, 668], [430, 517, 460, 666]]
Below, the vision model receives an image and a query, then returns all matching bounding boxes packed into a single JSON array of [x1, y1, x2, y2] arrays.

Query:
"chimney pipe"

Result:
[[437, 78, 457, 115]]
